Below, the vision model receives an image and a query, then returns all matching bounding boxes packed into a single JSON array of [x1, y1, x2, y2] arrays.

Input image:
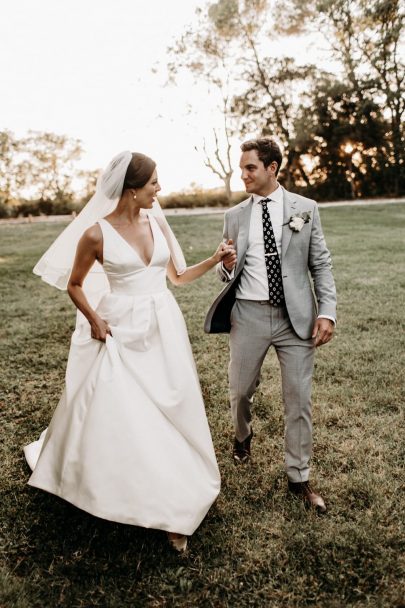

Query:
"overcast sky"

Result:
[[1, 0, 331, 194]]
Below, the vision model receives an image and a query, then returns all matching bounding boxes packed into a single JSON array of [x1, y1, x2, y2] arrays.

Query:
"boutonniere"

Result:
[[283, 211, 312, 232]]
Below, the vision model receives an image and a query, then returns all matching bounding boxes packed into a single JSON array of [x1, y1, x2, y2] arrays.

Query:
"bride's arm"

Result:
[[166, 242, 236, 286], [67, 225, 111, 341]]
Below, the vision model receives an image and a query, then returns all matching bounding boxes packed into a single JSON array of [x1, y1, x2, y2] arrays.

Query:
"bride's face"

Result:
[[136, 169, 161, 208]]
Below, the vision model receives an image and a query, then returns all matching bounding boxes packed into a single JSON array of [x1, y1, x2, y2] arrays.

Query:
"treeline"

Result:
[[0, 130, 99, 218], [0, 128, 247, 218], [1, 0, 403, 217], [169, 0, 404, 201], [0, 128, 248, 218]]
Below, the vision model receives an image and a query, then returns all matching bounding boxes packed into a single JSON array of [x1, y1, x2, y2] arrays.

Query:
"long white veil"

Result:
[[33, 151, 186, 310]]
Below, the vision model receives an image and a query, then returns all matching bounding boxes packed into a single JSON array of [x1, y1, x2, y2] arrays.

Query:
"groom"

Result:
[[205, 138, 336, 512]]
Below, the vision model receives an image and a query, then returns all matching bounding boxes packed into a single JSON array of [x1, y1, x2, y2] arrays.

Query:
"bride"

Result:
[[24, 151, 235, 552]]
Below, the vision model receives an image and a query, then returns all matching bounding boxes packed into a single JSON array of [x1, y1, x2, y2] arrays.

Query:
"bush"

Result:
[[0, 200, 14, 219], [159, 189, 247, 209], [1, 188, 249, 219], [15, 198, 82, 217]]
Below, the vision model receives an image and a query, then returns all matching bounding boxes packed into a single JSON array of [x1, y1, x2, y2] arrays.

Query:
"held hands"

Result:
[[213, 239, 236, 265], [312, 318, 334, 347], [215, 239, 237, 271], [90, 315, 112, 342]]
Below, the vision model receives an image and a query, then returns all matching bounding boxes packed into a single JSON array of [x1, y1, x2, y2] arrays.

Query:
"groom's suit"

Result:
[[204, 186, 336, 482]]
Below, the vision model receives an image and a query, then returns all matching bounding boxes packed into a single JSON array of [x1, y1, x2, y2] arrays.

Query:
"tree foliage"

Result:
[[291, 75, 389, 199], [170, 0, 404, 199], [17, 131, 82, 203], [0, 131, 24, 203], [0, 130, 98, 216], [273, 0, 405, 195], [167, 1, 270, 199]]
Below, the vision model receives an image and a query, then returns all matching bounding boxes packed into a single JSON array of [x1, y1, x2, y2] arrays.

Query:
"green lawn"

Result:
[[1, 204, 404, 607]]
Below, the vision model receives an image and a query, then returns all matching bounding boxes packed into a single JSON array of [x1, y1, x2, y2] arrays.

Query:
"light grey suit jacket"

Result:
[[204, 187, 337, 340]]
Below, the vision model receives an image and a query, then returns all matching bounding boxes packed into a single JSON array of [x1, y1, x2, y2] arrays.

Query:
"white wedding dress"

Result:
[[24, 214, 220, 536]]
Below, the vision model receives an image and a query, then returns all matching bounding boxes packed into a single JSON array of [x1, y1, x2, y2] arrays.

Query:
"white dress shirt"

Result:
[[236, 186, 284, 300]]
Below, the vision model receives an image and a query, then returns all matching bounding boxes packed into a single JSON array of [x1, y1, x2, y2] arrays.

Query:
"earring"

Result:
[[133, 193, 137, 200]]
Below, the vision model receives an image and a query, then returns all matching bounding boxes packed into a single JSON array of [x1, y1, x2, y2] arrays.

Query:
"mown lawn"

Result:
[[1, 204, 404, 607]]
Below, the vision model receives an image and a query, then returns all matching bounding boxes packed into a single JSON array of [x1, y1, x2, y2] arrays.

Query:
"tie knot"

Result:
[[260, 198, 271, 205]]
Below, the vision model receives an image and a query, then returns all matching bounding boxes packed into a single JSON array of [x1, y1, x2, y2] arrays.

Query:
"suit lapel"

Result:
[[233, 189, 299, 268], [281, 188, 298, 259], [235, 197, 253, 274]]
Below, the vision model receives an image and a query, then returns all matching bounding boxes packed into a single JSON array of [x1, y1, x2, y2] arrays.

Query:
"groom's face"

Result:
[[240, 150, 276, 196]]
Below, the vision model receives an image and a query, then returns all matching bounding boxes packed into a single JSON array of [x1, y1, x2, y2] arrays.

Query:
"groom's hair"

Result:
[[241, 138, 282, 175]]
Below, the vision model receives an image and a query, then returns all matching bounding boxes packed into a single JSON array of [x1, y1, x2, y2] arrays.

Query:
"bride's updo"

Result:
[[123, 153, 156, 190]]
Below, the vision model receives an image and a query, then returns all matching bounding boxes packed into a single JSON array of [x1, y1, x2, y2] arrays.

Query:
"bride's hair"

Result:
[[123, 153, 156, 190]]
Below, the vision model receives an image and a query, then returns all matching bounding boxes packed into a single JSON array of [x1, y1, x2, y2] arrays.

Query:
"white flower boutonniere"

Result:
[[285, 211, 312, 232]]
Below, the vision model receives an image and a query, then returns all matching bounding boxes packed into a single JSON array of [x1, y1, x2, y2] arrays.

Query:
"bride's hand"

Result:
[[90, 316, 112, 342], [213, 240, 236, 264], [213, 239, 237, 270]]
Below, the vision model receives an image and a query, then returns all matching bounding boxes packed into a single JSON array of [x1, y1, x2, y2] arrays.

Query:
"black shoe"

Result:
[[288, 480, 327, 513], [233, 430, 253, 464]]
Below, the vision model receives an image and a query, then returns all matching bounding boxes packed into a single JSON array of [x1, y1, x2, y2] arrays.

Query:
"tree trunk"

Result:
[[224, 173, 233, 205], [391, 113, 403, 196]]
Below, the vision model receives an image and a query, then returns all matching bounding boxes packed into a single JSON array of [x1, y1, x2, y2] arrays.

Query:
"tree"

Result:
[[170, 1, 316, 190], [291, 74, 389, 199], [228, 0, 404, 196], [18, 131, 83, 202], [195, 96, 234, 202], [76, 168, 100, 206], [0, 130, 26, 203], [273, 0, 405, 195], [206, 1, 322, 189], [172, 0, 403, 199], [360, 0, 405, 194], [167, 1, 269, 200], [232, 57, 317, 190]]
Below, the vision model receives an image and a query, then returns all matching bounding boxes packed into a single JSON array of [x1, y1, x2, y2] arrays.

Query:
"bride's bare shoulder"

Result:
[[81, 223, 103, 245]]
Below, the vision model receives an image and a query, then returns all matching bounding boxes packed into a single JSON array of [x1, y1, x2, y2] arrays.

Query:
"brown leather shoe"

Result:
[[233, 430, 253, 464], [288, 481, 327, 513]]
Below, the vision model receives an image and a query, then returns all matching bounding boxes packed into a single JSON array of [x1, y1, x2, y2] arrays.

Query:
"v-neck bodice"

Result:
[[101, 216, 155, 267], [98, 215, 171, 296]]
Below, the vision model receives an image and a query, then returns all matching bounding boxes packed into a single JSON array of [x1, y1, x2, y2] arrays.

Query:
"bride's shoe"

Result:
[[167, 532, 188, 553]]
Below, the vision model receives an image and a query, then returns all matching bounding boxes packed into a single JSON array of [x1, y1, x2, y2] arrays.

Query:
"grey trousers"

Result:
[[229, 299, 315, 482]]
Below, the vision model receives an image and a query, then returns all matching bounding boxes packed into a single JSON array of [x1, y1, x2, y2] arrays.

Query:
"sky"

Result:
[[1, 0, 332, 194]]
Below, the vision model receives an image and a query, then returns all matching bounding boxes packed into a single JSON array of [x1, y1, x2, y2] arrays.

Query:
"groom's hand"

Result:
[[312, 318, 334, 347], [223, 239, 237, 271]]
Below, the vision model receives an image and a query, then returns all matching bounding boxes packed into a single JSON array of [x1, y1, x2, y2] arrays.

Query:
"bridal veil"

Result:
[[33, 150, 186, 308]]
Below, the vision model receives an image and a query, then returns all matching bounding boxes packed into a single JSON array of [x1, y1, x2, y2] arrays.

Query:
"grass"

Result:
[[0, 204, 404, 607]]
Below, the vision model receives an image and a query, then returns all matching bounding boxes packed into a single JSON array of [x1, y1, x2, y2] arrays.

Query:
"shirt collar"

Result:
[[252, 183, 283, 205]]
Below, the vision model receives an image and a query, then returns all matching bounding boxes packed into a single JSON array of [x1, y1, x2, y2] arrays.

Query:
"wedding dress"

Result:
[[24, 213, 220, 536]]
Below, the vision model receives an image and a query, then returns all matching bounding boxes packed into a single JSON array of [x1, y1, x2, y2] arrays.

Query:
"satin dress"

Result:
[[24, 215, 220, 535]]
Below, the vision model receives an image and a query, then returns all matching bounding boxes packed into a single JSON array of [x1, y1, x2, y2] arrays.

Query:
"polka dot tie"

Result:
[[260, 198, 285, 306]]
